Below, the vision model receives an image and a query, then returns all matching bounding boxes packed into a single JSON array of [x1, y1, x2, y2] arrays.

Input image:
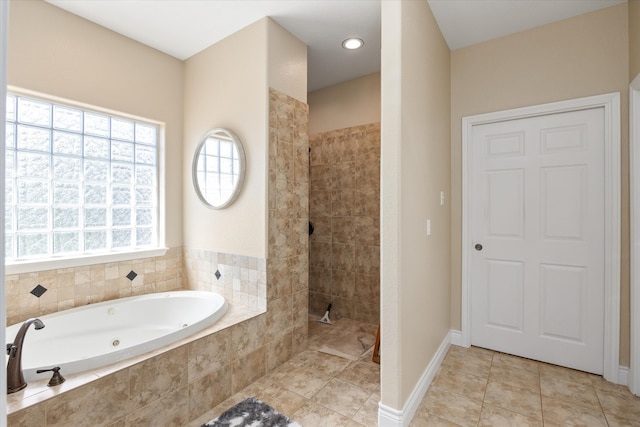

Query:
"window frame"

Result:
[[4, 87, 167, 275]]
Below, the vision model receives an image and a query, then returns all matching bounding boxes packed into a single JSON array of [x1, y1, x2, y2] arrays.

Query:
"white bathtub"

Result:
[[6, 291, 227, 382]]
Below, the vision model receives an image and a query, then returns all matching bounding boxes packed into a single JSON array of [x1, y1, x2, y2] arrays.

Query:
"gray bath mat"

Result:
[[202, 397, 301, 427]]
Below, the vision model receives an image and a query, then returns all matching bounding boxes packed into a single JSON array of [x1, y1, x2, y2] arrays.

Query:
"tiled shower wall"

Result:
[[309, 123, 380, 324], [5, 247, 183, 326], [267, 88, 310, 355]]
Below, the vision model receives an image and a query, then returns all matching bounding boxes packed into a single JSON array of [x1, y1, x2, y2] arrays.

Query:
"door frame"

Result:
[[461, 93, 621, 383], [631, 74, 640, 394], [1, 0, 7, 421]]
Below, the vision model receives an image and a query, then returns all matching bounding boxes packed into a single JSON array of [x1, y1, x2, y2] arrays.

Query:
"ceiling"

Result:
[[45, 0, 626, 92], [428, 0, 627, 50]]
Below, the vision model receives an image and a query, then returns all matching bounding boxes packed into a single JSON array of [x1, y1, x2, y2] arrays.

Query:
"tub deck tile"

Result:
[[7, 302, 266, 426]]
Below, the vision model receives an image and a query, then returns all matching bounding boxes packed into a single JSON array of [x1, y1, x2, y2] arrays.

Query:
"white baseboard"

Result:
[[615, 366, 637, 396], [378, 404, 403, 427], [619, 365, 629, 386], [378, 330, 453, 427], [450, 329, 464, 347], [626, 367, 640, 396]]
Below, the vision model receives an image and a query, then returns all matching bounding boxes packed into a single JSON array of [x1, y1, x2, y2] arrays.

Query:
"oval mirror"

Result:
[[192, 128, 246, 209]]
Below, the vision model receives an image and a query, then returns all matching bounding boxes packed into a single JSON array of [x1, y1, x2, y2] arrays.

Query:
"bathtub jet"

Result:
[[5, 291, 227, 383]]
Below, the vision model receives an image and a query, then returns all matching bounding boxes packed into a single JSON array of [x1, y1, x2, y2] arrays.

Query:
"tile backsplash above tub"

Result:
[[5, 247, 183, 326], [183, 247, 267, 312]]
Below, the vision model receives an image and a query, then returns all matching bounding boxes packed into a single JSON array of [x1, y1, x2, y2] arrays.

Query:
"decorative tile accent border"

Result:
[[5, 247, 183, 326], [183, 247, 267, 311], [30, 285, 47, 298]]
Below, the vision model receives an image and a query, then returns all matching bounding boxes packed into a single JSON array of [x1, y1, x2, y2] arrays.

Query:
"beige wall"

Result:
[[381, 0, 451, 409], [7, 0, 184, 247], [183, 19, 269, 258], [632, 0, 640, 80], [308, 73, 380, 134], [268, 21, 308, 104], [451, 4, 631, 365], [183, 18, 306, 259]]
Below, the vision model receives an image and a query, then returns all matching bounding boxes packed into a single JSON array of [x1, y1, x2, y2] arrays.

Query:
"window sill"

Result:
[[5, 248, 169, 275]]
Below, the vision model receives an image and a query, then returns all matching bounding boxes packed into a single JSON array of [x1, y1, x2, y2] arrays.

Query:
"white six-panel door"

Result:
[[470, 107, 605, 374]]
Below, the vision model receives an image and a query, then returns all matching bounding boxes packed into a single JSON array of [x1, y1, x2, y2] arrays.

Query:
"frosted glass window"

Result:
[[112, 186, 131, 205], [112, 229, 131, 248], [112, 163, 133, 184], [111, 140, 133, 162], [6, 123, 15, 149], [53, 183, 80, 204], [17, 180, 49, 204], [54, 207, 79, 228], [135, 165, 155, 186], [17, 125, 50, 152], [53, 106, 82, 132], [54, 231, 79, 254], [136, 228, 152, 246], [53, 131, 82, 156], [17, 152, 49, 178], [84, 160, 109, 182], [18, 98, 51, 127], [5, 93, 159, 261], [111, 118, 134, 142], [84, 136, 109, 159], [84, 112, 110, 137], [112, 208, 131, 226], [53, 157, 81, 180], [6, 95, 16, 121], [84, 184, 107, 204]]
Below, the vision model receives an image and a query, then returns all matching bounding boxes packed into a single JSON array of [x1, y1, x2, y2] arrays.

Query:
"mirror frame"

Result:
[[192, 128, 246, 210]]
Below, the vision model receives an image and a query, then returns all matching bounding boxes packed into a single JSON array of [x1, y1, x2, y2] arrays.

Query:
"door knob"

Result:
[[475, 243, 483, 251]]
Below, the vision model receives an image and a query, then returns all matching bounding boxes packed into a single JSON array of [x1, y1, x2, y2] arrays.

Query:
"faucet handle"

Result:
[[6, 343, 17, 357], [36, 367, 66, 387]]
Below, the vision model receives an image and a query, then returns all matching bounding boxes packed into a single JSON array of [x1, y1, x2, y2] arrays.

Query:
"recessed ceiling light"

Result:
[[342, 38, 364, 50]]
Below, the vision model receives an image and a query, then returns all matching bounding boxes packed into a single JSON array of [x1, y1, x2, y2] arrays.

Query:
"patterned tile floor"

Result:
[[191, 318, 640, 426], [189, 317, 380, 427], [412, 345, 640, 426]]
